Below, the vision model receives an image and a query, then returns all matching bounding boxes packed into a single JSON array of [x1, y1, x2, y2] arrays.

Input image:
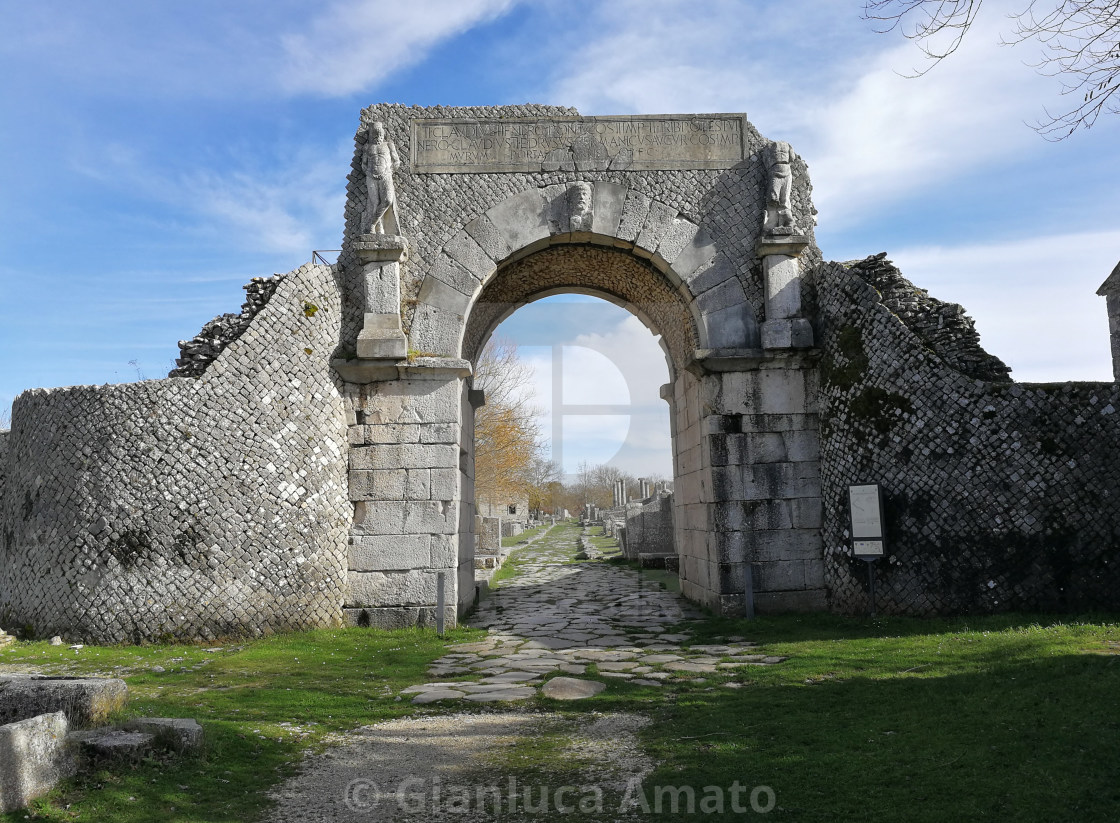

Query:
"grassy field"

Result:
[[2, 560, 1118, 820], [0, 626, 483, 821]]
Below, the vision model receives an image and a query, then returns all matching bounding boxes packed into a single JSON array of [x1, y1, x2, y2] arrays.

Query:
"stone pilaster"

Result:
[[685, 350, 825, 616], [340, 357, 471, 629]]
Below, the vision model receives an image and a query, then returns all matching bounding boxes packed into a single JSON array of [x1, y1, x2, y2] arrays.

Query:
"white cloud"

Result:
[[71, 140, 349, 256], [517, 315, 672, 475], [279, 0, 519, 96], [889, 230, 1120, 382], [801, 9, 1052, 225]]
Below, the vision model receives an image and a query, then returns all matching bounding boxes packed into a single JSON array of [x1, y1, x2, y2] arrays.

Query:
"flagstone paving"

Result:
[[401, 522, 786, 704]]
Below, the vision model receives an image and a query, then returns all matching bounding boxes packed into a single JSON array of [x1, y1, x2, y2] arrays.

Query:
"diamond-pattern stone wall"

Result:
[[0, 263, 351, 642], [817, 255, 1120, 615]]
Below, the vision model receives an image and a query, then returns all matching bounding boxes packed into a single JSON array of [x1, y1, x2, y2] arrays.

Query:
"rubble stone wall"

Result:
[[817, 255, 1120, 614], [0, 432, 8, 527], [0, 263, 351, 642]]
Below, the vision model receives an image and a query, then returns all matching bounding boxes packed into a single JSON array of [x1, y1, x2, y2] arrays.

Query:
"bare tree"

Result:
[[0, 403, 10, 430], [864, 0, 1120, 137], [473, 338, 544, 515]]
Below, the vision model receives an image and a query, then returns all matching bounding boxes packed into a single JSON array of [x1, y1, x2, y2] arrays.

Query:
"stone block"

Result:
[[783, 429, 820, 462], [744, 529, 823, 563], [429, 534, 457, 567], [429, 253, 480, 297], [590, 182, 627, 237], [350, 444, 458, 471], [758, 369, 808, 415], [356, 312, 408, 359], [790, 498, 823, 529], [361, 378, 462, 426], [616, 190, 651, 242], [636, 201, 678, 253], [361, 263, 403, 315], [486, 189, 549, 252], [123, 718, 204, 754], [712, 499, 793, 532], [346, 569, 439, 607], [68, 729, 154, 760], [350, 423, 421, 445], [430, 467, 458, 499], [0, 675, 128, 727], [348, 469, 406, 501], [762, 254, 802, 320], [352, 500, 407, 535], [349, 534, 431, 571], [656, 218, 700, 266], [442, 233, 495, 282], [342, 606, 456, 630], [464, 214, 512, 263], [404, 500, 458, 534], [419, 423, 459, 444], [761, 318, 814, 350], [406, 469, 430, 500], [670, 226, 718, 278], [418, 275, 470, 315], [408, 303, 463, 359], [0, 712, 76, 813], [753, 588, 828, 613]]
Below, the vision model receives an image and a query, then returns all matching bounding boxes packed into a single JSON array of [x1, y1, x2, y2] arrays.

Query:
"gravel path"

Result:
[[264, 522, 786, 821]]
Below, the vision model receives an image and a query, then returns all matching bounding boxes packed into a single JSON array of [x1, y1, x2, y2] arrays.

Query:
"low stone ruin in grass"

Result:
[[0, 671, 202, 813]]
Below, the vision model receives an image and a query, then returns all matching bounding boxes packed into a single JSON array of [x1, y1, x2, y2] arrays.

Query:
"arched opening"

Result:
[[459, 242, 708, 597]]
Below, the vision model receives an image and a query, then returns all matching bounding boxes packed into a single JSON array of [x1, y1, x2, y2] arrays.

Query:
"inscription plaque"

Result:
[[410, 114, 746, 174], [848, 483, 887, 559]]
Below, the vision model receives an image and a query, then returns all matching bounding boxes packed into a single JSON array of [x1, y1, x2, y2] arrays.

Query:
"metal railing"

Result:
[[312, 250, 341, 266]]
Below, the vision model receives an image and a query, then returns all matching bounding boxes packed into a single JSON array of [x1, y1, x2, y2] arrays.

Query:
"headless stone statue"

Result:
[[362, 121, 400, 235], [766, 140, 796, 234]]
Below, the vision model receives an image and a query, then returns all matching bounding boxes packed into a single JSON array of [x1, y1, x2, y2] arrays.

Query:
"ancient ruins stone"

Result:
[[124, 718, 204, 753], [0, 675, 128, 727], [68, 729, 154, 760], [0, 712, 76, 814]]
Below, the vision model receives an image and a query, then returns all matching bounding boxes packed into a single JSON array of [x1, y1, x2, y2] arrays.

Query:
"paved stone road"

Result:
[[403, 522, 785, 704]]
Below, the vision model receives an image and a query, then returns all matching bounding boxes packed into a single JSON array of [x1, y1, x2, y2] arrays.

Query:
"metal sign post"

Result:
[[848, 483, 887, 618]]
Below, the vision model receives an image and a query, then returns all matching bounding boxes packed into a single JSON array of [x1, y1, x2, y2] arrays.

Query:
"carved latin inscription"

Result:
[[411, 114, 746, 173]]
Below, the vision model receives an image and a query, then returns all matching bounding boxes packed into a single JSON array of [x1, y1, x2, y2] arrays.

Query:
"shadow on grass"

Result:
[[557, 652, 1120, 822], [682, 611, 1120, 645]]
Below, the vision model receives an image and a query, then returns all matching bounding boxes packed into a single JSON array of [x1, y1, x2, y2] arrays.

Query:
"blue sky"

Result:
[[1, 0, 1118, 476]]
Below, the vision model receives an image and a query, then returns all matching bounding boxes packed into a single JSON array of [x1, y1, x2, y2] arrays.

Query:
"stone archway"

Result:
[[335, 107, 825, 631]]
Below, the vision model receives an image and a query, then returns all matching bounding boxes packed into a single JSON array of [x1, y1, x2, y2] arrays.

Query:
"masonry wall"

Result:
[[0, 432, 8, 529], [817, 255, 1120, 614], [624, 491, 675, 558], [0, 263, 351, 642], [336, 104, 821, 357]]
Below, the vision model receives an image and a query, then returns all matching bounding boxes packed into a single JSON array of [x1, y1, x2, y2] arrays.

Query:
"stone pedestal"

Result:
[[355, 234, 408, 363], [757, 233, 813, 350]]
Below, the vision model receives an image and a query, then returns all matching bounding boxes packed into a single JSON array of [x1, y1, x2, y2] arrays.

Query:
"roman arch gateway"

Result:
[[4, 103, 1120, 643], [338, 105, 825, 626]]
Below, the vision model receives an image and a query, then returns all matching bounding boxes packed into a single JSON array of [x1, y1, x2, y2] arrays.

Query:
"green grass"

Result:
[[501, 523, 547, 547], [4, 561, 1119, 821], [0, 625, 483, 822], [523, 614, 1120, 821]]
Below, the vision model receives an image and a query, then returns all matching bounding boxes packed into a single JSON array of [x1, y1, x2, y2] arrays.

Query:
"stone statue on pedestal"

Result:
[[362, 121, 400, 235], [765, 140, 796, 234]]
